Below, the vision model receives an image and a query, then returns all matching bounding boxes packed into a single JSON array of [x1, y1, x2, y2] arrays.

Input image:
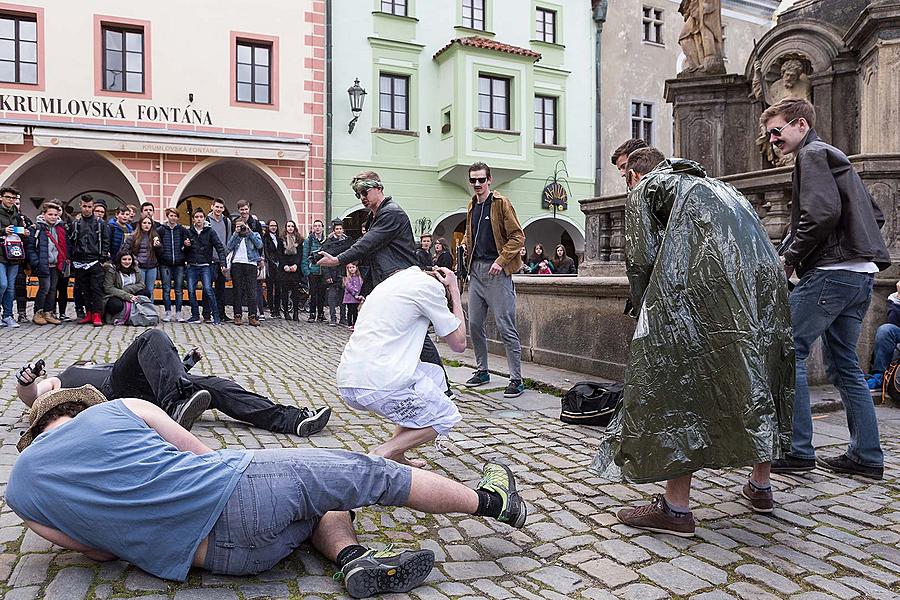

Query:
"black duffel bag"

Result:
[[560, 381, 623, 427]]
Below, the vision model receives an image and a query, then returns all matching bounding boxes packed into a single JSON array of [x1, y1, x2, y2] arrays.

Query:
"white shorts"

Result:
[[339, 362, 461, 434]]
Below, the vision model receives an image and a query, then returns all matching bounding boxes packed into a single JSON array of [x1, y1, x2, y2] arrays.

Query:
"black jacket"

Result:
[[184, 224, 226, 266], [322, 233, 352, 285], [28, 218, 68, 277], [783, 130, 891, 275], [263, 232, 282, 267], [0, 204, 26, 265], [156, 223, 188, 266], [278, 235, 303, 269], [887, 300, 900, 328], [414, 248, 432, 270], [434, 250, 453, 269], [337, 197, 416, 288], [68, 215, 111, 263]]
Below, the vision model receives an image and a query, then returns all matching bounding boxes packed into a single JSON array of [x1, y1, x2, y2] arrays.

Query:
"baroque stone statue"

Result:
[[678, 0, 726, 76], [752, 56, 812, 166]]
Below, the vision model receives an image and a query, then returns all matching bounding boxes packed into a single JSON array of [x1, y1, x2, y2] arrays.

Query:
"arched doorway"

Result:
[[0, 148, 142, 220], [521, 216, 585, 266], [174, 194, 234, 225], [339, 207, 368, 239], [175, 158, 293, 225], [432, 209, 467, 259]]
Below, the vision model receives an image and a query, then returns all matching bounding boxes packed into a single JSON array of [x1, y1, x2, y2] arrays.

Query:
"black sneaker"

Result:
[[816, 454, 883, 480], [170, 390, 211, 430], [464, 370, 490, 387], [307, 315, 316, 323], [476, 462, 528, 528], [337, 545, 434, 599], [771, 455, 816, 474], [503, 379, 525, 398], [297, 407, 332, 437], [220, 315, 232, 323]]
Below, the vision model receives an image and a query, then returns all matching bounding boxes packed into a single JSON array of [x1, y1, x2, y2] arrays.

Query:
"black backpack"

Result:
[[560, 381, 624, 427]]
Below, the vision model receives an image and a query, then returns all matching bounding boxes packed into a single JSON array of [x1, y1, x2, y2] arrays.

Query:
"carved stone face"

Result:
[[781, 60, 804, 86]]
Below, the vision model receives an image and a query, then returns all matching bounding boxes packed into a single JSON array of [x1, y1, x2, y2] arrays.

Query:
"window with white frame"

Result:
[[631, 101, 653, 144], [462, 0, 485, 30], [536, 7, 556, 44], [236, 40, 272, 104], [102, 25, 145, 93], [534, 95, 557, 145], [0, 13, 37, 84], [381, 0, 407, 16], [478, 75, 510, 130], [642, 6, 663, 45], [379, 73, 409, 130]]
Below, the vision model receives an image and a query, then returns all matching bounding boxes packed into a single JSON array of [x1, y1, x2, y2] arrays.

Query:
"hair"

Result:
[[80, 194, 94, 205], [330, 219, 343, 231], [468, 161, 491, 178], [626, 147, 667, 177], [140, 201, 153, 211], [211, 197, 225, 208], [434, 237, 449, 251], [126, 203, 138, 213], [93, 204, 106, 213], [313, 219, 324, 226], [130, 216, 160, 253], [529, 243, 547, 264], [192, 207, 206, 218], [116, 206, 129, 215], [33, 402, 88, 437], [350, 170, 383, 188], [610, 138, 648, 166], [760, 97, 816, 129], [236, 199, 250, 209], [420, 233, 432, 240], [0, 186, 20, 197], [40, 201, 62, 214], [164, 207, 179, 217], [282, 220, 301, 253], [115, 251, 137, 274], [551, 244, 570, 269]]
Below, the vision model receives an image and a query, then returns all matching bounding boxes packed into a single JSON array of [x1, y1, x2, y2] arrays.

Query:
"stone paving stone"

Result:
[[173, 590, 240, 600], [527, 565, 584, 594], [613, 583, 670, 600], [728, 582, 782, 600], [802, 575, 860, 599], [790, 593, 842, 600], [670, 555, 729, 584], [43, 566, 94, 600], [4, 587, 41, 600], [735, 564, 803, 594], [836, 577, 898, 600], [597, 539, 651, 564], [442, 560, 504, 580], [497, 555, 542, 573], [689, 542, 743, 566], [7, 553, 52, 587], [239, 582, 291, 598], [125, 570, 169, 591], [472, 577, 515, 599], [639, 561, 711, 595], [577, 557, 639, 588], [691, 592, 738, 600]]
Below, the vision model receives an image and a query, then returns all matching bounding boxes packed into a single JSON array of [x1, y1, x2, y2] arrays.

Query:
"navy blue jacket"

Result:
[[184, 224, 226, 266], [156, 223, 188, 266], [107, 219, 132, 258], [28, 219, 68, 277]]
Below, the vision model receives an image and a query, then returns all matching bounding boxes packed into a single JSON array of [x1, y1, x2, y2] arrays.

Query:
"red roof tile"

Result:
[[433, 36, 542, 61]]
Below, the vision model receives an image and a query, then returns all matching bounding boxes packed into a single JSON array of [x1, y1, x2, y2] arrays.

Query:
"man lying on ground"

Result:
[[8, 386, 527, 598], [336, 266, 467, 467], [16, 329, 330, 436]]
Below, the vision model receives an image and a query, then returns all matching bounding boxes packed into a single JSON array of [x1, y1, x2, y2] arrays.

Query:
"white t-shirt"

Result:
[[232, 239, 252, 265], [337, 267, 461, 390]]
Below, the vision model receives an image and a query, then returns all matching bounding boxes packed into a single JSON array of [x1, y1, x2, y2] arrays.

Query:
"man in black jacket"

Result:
[[68, 194, 110, 327], [317, 171, 450, 393], [762, 98, 890, 480], [184, 208, 227, 325], [157, 207, 189, 322]]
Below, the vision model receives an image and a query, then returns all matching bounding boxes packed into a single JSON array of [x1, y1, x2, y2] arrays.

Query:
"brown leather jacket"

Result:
[[463, 192, 525, 275]]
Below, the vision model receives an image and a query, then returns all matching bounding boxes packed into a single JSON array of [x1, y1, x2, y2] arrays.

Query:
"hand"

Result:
[[291, 265, 297, 272], [183, 238, 191, 247], [20, 228, 29, 237], [16, 364, 38, 386], [4, 225, 12, 235], [284, 265, 290, 272], [488, 261, 503, 276], [433, 266, 459, 291], [129, 295, 138, 303], [316, 251, 339, 267], [895, 280, 900, 295], [153, 238, 160, 247], [192, 347, 203, 361]]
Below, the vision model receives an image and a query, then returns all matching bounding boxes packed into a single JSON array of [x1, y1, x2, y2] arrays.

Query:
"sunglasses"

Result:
[[355, 190, 368, 200], [766, 118, 798, 137], [469, 177, 487, 184]]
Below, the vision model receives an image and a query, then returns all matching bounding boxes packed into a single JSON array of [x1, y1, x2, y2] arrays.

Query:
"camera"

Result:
[[309, 250, 324, 263]]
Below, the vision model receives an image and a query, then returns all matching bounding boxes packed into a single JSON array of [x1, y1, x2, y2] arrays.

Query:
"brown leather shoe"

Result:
[[32, 311, 47, 326], [616, 495, 695, 537], [233, 315, 242, 325], [741, 482, 774, 513], [43, 312, 62, 325], [248, 316, 260, 327]]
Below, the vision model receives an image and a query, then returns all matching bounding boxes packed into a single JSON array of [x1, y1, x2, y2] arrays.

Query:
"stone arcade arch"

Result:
[[521, 215, 585, 265]]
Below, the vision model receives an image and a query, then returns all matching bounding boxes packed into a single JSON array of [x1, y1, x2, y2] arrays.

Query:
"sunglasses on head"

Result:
[[766, 118, 798, 137], [469, 177, 487, 184]]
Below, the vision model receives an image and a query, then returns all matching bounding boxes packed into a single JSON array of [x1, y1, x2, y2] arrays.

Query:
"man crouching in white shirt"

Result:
[[337, 266, 466, 467]]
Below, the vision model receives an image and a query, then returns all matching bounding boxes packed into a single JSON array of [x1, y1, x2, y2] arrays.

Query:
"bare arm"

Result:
[[122, 399, 213, 455], [24, 520, 116, 562], [17, 374, 61, 408], [433, 268, 467, 353]]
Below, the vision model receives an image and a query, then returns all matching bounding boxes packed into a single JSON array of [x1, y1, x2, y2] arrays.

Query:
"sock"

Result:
[[748, 479, 771, 491], [662, 497, 691, 517], [474, 489, 503, 518], [336, 544, 367, 568]]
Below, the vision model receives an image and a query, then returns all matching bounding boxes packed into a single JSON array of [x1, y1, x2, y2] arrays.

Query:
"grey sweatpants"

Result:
[[468, 259, 522, 381]]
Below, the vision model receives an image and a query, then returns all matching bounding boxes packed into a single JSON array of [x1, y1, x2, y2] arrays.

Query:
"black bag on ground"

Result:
[[560, 381, 623, 426]]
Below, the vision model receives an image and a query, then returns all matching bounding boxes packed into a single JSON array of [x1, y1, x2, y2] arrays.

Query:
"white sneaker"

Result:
[[2, 316, 19, 328], [162, 311, 172, 322], [176, 311, 187, 322]]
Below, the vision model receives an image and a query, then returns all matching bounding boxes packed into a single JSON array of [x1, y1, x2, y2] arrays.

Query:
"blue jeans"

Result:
[[140, 267, 158, 299], [159, 265, 185, 312], [203, 449, 411, 576], [0, 262, 20, 318], [789, 269, 883, 467], [186, 265, 218, 322], [872, 323, 900, 375]]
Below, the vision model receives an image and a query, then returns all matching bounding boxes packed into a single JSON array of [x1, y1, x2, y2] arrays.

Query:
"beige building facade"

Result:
[[595, 0, 779, 196]]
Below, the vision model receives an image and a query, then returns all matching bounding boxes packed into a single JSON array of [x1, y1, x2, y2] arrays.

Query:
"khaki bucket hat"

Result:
[[17, 385, 107, 452]]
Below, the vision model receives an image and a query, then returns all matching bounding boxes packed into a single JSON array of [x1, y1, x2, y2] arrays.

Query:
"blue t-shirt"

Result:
[[6, 400, 251, 581]]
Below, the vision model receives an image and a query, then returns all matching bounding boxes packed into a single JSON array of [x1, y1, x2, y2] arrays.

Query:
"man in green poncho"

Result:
[[601, 147, 794, 538]]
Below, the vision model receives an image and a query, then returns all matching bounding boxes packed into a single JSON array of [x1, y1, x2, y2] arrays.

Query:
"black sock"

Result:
[[474, 489, 503, 518], [336, 544, 367, 568]]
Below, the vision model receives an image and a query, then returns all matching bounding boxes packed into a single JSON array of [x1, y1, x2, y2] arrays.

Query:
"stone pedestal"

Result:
[[579, 194, 627, 277], [846, 1, 900, 155], [664, 74, 756, 177]]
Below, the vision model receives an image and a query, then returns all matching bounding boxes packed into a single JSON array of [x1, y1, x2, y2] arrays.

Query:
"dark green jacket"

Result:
[[596, 159, 794, 483]]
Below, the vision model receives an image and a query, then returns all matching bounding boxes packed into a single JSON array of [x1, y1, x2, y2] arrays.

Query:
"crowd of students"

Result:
[[0, 190, 373, 329]]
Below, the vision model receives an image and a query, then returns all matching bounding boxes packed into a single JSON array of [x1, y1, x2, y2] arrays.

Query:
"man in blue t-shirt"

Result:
[[8, 386, 528, 598]]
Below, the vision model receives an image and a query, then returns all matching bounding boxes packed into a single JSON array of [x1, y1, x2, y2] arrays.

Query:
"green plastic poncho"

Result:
[[593, 159, 794, 484]]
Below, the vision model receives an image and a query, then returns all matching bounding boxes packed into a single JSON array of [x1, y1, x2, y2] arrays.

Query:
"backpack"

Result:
[[128, 295, 160, 327], [879, 344, 900, 405], [560, 381, 624, 427], [1, 233, 25, 263]]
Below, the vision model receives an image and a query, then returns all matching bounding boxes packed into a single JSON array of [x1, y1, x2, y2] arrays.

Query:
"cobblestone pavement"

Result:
[[1, 322, 899, 600]]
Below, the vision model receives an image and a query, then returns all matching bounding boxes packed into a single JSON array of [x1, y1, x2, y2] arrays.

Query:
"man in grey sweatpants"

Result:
[[462, 161, 526, 398]]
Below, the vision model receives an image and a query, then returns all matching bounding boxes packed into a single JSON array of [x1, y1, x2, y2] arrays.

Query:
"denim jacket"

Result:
[[226, 231, 263, 264]]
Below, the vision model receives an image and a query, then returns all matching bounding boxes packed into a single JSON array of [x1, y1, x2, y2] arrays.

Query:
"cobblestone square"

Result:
[[1, 323, 898, 600]]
